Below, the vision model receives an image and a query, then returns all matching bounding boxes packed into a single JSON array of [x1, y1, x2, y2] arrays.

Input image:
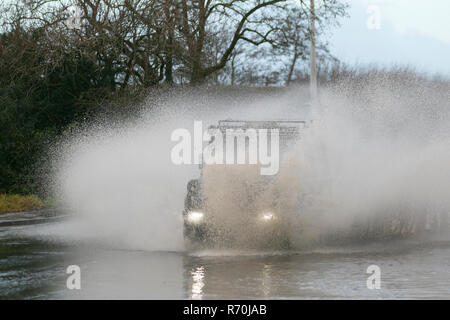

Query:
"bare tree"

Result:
[[176, 0, 287, 84], [212, 0, 347, 87], [0, 0, 347, 89]]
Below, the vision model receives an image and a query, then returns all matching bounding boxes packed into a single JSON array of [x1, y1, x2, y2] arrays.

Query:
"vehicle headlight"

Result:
[[187, 211, 204, 224], [261, 212, 275, 222]]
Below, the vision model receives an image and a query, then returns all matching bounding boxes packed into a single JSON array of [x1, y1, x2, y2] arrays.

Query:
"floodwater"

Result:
[[0, 211, 449, 300]]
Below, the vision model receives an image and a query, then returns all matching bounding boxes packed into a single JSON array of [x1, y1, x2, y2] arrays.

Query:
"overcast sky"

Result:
[[327, 0, 450, 77]]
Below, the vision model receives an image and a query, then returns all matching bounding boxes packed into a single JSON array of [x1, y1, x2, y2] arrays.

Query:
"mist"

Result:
[[53, 72, 450, 251]]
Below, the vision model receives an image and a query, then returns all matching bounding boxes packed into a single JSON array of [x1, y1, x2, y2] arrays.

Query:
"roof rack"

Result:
[[208, 119, 310, 139], [217, 119, 309, 129]]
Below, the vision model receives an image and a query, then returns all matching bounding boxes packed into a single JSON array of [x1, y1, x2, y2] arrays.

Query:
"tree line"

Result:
[[0, 0, 347, 194]]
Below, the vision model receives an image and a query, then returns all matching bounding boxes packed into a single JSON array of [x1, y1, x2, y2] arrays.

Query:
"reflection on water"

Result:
[[191, 266, 205, 299], [1, 221, 450, 299], [262, 264, 273, 297]]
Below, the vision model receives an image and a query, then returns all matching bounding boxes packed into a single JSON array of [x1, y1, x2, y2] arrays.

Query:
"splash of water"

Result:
[[53, 74, 450, 251], [309, 73, 450, 241]]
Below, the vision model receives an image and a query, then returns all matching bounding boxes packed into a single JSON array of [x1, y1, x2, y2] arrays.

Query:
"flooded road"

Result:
[[1, 212, 449, 299]]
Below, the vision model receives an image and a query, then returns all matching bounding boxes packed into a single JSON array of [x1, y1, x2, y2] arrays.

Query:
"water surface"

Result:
[[1, 213, 449, 299]]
